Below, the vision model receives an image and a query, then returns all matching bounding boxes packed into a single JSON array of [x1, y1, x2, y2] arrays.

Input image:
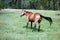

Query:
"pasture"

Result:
[[0, 9, 60, 40]]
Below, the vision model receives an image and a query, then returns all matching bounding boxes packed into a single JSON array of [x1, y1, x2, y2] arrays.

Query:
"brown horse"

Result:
[[20, 10, 52, 32]]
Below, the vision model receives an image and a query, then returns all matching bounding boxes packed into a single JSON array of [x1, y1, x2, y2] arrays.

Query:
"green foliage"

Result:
[[0, 2, 4, 9], [0, 0, 60, 10]]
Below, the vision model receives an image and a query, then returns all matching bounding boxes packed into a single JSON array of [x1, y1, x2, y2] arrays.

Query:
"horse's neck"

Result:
[[25, 11, 33, 16]]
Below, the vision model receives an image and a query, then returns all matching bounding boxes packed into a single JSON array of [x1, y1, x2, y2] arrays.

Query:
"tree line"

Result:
[[0, 0, 60, 10]]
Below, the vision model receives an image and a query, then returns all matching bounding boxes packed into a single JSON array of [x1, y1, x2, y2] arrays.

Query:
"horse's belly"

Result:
[[29, 17, 34, 22], [29, 14, 34, 22], [29, 19, 34, 22]]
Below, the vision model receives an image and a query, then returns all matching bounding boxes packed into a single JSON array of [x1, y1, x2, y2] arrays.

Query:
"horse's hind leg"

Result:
[[38, 21, 41, 32], [32, 22, 36, 32]]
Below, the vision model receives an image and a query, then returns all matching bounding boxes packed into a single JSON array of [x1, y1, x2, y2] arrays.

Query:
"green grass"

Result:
[[0, 9, 60, 40]]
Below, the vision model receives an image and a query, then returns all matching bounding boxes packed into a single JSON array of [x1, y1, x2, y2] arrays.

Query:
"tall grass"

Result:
[[0, 9, 60, 40]]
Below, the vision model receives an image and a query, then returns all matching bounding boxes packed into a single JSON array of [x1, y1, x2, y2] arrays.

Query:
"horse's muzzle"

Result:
[[20, 14, 23, 17], [20, 15, 22, 17]]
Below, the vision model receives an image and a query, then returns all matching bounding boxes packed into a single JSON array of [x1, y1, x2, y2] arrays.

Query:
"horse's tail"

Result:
[[40, 15, 52, 26]]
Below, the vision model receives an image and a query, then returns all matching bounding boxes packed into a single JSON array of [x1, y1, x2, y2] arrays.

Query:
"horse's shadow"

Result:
[[23, 26, 44, 32], [56, 14, 60, 16]]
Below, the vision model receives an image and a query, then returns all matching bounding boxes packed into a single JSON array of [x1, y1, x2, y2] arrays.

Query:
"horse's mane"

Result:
[[25, 11, 33, 14]]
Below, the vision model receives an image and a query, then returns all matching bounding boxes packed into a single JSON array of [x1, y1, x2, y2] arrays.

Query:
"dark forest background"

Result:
[[0, 0, 60, 10]]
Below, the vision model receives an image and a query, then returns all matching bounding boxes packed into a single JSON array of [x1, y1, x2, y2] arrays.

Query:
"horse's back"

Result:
[[28, 13, 42, 22]]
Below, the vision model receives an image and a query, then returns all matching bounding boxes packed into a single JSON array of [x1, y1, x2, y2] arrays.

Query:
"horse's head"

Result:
[[20, 9, 26, 17]]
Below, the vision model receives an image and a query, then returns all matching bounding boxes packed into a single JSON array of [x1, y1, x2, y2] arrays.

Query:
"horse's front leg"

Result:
[[31, 22, 33, 29], [26, 17, 29, 29], [26, 20, 29, 29]]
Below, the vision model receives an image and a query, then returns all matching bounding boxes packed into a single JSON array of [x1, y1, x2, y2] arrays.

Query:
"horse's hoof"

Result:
[[32, 30, 34, 32], [38, 29, 40, 32], [32, 29, 35, 32]]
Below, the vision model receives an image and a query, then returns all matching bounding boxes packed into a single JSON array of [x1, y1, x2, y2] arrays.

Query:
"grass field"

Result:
[[0, 9, 60, 40]]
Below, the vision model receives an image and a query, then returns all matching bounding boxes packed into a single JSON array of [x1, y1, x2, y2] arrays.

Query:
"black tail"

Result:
[[40, 15, 52, 26]]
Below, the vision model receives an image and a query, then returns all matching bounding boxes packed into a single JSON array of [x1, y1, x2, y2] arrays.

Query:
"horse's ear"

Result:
[[22, 9, 23, 11], [22, 9, 26, 11]]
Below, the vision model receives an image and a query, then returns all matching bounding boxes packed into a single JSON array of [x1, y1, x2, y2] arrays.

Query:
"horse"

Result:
[[20, 10, 52, 32]]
